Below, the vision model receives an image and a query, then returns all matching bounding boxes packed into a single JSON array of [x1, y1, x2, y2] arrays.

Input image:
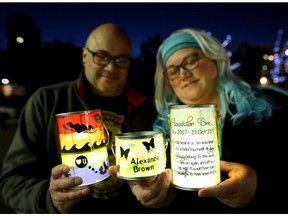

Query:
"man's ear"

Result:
[[82, 48, 87, 66]]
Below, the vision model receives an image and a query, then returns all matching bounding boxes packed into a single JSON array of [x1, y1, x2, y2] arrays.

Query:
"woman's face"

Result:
[[165, 47, 219, 105]]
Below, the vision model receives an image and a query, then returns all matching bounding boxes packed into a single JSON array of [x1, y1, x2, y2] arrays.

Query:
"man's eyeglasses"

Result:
[[163, 53, 201, 80], [85, 47, 132, 69]]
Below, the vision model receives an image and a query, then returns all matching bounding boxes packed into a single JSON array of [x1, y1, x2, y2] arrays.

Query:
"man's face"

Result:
[[83, 31, 132, 97]]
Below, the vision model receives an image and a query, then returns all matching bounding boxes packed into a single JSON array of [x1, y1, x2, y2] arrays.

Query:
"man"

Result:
[[0, 23, 172, 213]]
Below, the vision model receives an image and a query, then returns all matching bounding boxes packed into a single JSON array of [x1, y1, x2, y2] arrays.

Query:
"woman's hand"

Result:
[[109, 166, 177, 208], [198, 160, 257, 208], [49, 164, 90, 213]]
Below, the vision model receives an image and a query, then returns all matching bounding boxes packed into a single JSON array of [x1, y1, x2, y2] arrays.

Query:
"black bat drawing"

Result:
[[63, 122, 94, 133], [120, 146, 130, 159], [142, 138, 155, 151]]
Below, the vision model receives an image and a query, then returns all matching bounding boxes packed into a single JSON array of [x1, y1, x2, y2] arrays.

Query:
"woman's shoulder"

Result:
[[255, 85, 288, 102], [255, 85, 288, 118]]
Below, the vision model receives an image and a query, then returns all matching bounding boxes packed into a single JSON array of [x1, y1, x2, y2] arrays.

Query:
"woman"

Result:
[[151, 28, 288, 213]]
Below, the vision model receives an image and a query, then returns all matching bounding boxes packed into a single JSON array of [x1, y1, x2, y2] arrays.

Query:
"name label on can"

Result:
[[114, 131, 167, 180], [169, 104, 221, 190]]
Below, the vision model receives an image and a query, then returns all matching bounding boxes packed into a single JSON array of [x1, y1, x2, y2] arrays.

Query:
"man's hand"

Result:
[[49, 164, 90, 213]]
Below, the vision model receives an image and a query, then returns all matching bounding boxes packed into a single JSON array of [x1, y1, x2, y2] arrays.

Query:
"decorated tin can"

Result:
[[168, 104, 221, 190], [113, 131, 167, 180], [56, 109, 110, 187]]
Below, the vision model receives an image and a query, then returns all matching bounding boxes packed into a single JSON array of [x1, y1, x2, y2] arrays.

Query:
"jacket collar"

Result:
[[77, 69, 147, 111]]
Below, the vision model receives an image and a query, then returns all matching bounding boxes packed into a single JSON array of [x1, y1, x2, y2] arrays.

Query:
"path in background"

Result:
[[0, 118, 17, 213]]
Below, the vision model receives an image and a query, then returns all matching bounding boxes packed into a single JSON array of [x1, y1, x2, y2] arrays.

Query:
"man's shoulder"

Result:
[[25, 80, 78, 107], [39, 80, 77, 91], [32, 80, 77, 96]]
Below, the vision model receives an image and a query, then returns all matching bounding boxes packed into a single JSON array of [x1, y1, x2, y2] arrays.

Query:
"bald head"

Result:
[[85, 23, 132, 56]]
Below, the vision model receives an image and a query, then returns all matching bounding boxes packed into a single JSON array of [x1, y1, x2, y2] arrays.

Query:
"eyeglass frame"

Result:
[[163, 53, 201, 80], [85, 47, 132, 69]]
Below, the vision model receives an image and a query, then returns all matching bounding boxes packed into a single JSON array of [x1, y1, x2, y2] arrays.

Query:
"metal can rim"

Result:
[[55, 109, 102, 117], [115, 131, 163, 139], [169, 104, 217, 110]]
